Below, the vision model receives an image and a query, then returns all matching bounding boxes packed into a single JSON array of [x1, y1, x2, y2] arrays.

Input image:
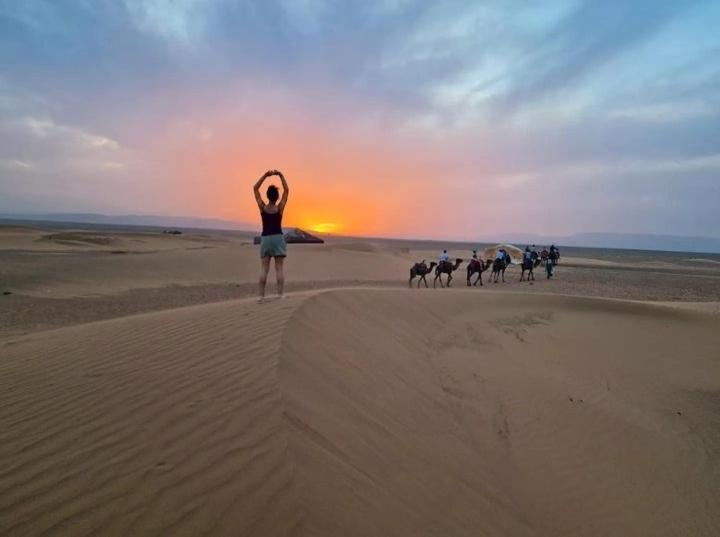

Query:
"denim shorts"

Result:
[[260, 234, 287, 258]]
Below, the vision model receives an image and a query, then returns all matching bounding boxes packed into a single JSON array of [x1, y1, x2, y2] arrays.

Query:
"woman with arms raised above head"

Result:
[[253, 169, 289, 302]]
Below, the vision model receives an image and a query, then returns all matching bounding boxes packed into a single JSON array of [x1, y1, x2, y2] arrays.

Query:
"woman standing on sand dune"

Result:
[[253, 169, 289, 302]]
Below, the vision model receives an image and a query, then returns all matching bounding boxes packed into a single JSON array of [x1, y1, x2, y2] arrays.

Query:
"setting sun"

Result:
[[309, 222, 340, 234]]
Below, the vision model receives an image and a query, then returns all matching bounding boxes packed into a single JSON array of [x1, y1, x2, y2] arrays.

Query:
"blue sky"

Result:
[[1, 1, 719, 239]]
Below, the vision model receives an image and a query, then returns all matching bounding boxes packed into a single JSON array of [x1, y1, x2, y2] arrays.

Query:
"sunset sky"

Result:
[[1, 1, 719, 239]]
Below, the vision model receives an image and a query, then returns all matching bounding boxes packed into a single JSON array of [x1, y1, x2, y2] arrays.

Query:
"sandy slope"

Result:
[[4, 225, 720, 341], [0, 296, 303, 536], [281, 290, 720, 536], [2, 289, 719, 536], [0, 227, 411, 298]]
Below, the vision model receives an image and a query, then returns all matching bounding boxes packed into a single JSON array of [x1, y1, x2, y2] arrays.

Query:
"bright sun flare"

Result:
[[309, 222, 339, 234]]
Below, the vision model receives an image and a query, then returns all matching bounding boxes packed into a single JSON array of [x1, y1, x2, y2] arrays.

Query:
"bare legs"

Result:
[[275, 257, 285, 297], [258, 257, 271, 300], [258, 256, 285, 301]]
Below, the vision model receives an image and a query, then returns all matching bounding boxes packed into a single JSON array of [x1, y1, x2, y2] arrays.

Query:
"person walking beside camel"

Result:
[[253, 169, 289, 302]]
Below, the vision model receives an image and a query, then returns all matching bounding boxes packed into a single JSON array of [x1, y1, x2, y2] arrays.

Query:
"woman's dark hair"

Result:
[[267, 185, 279, 203]]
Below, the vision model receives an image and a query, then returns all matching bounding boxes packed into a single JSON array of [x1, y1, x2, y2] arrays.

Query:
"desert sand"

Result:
[[1, 224, 720, 536]]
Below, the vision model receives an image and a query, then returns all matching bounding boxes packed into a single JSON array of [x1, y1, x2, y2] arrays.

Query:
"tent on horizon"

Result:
[[253, 227, 325, 245]]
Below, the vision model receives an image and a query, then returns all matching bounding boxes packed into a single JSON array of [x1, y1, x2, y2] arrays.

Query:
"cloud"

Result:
[[475, 2, 688, 112], [0, 115, 124, 178], [100, 161, 126, 170], [607, 101, 717, 123], [0, 158, 33, 171], [124, 0, 211, 44], [3, 116, 120, 152], [0, 1, 719, 237], [492, 153, 720, 188]]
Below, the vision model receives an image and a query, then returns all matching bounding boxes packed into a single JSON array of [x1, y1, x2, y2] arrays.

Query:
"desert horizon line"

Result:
[[2, 211, 720, 254]]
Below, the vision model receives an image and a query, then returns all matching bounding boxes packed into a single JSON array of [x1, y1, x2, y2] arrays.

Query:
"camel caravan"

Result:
[[409, 244, 560, 288]]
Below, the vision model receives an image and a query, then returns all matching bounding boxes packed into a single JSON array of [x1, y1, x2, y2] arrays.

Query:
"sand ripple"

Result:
[[1, 290, 719, 536]]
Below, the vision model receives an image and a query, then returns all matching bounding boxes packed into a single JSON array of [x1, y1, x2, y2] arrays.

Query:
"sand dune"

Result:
[[2, 289, 718, 536], [1, 296, 304, 536], [0, 228, 412, 299]]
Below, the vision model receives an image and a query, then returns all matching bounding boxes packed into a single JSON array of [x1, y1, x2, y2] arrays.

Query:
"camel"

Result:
[[490, 257, 509, 283], [466, 258, 489, 286], [519, 258, 535, 281], [434, 258, 463, 288], [409, 260, 437, 288]]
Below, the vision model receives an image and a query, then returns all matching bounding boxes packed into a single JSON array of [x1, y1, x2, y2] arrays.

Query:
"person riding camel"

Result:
[[439, 249, 450, 269], [468, 249, 482, 271], [551, 244, 560, 264]]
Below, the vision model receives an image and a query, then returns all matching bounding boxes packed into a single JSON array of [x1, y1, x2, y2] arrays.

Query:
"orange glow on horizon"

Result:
[[308, 222, 340, 234], [150, 97, 492, 239]]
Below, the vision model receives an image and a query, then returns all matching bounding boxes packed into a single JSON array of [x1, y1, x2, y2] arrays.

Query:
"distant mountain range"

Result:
[[0, 212, 256, 232], [492, 232, 720, 254], [2, 213, 719, 254]]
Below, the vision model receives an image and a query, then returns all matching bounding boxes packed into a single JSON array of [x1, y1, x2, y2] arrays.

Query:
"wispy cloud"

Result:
[[0, 0, 718, 236], [2, 116, 120, 154], [0, 158, 33, 171], [124, 0, 211, 45]]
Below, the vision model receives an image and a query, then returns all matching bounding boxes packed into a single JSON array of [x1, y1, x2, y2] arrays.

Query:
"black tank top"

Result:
[[261, 207, 283, 236]]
